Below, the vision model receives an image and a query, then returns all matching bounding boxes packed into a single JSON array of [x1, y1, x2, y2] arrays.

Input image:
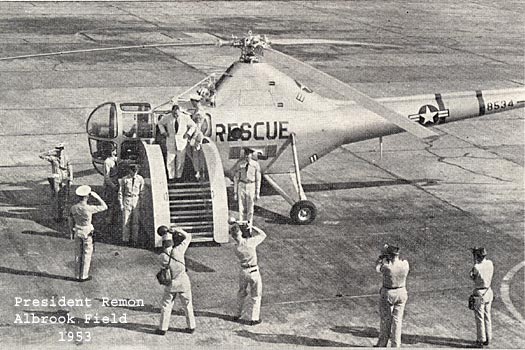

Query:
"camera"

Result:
[[231, 220, 252, 238]]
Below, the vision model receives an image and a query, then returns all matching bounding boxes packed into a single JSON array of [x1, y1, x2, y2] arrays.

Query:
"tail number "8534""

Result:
[[487, 100, 514, 111]]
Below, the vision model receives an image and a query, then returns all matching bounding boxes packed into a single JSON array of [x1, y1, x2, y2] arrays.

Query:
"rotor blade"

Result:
[[270, 38, 402, 48], [265, 47, 439, 142], [0, 41, 216, 61]]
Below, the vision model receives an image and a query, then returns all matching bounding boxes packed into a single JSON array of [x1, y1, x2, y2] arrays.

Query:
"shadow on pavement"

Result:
[[0, 266, 78, 282], [331, 326, 477, 348], [93, 299, 235, 322], [235, 329, 360, 347]]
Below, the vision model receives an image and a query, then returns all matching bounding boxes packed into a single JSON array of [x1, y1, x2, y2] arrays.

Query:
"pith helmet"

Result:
[[75, 185, 91, 197]]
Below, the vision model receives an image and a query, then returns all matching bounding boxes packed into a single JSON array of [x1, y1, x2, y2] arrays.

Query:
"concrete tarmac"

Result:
[[0, 1, 523, 349]]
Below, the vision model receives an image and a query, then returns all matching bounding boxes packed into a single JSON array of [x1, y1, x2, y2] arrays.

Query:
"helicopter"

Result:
[[4, 31, 524, 245]]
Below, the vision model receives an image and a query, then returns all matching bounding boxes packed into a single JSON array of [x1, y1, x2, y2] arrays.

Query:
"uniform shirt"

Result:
[[470, 258, 494, 289], [69, 201, 107, 236], [103, 156, 118, 189], [376, 258, 410, 288], [234, 227, 267, 267], [118, 174, 144, 206], [234, 158, 262, 196], [160, 233, 191, 279], [39, 150, 73, 182]]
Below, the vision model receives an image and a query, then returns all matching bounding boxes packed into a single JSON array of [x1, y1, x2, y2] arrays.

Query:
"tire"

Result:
[[290, 200, 317, 225]]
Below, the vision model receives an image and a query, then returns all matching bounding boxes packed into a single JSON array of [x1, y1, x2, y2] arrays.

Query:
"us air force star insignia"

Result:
[[408, 105, 449, 125]]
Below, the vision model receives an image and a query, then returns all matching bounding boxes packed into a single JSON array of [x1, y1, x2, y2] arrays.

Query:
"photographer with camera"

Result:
[[229, 218, 266, 325], [155, 225, 195, 335], [469, 247, 494, 348], [374, 244, 409, 348]]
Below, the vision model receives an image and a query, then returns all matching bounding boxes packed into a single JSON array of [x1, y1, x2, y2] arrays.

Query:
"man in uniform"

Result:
[[39, 143, 73, 222], [233, 148, 261, 227], [156, 226, 196, 335], [68, 185, 107, 282], [469, 247, 494, 348], [118, 164, 144, 245], [375, 244, 409, 348], [157, 105, 196, 181], [230, 218, 267, 325], [103, 146, 119, 227]]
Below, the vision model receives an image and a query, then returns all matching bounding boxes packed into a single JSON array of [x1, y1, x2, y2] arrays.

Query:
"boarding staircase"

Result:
[[139, 138, 229, 248], [168, 180, 214, 243]]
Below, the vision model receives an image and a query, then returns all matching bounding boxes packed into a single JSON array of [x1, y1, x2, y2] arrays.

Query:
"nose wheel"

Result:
[[290, 200, 317, 225]]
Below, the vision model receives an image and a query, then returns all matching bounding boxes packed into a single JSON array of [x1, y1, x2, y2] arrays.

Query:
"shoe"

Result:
[[78, 276, 92, 282], [474, 341, 484, 348], [184, 328, 195, 334], [248, 320, 262, 326], [154, 329, 166, 336], [483, 340, 490, 346]]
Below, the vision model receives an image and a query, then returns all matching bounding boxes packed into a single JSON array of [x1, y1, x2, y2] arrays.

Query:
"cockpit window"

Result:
[[87, 103, 117, 138]]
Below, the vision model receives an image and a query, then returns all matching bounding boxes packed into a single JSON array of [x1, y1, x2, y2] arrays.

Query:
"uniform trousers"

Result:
[[74, 234, 93, 280], [48, 177, 69, 220], [166, 143, 187, 179], [473, 288, 493, 343], [103, 185, 119, 226], [122, 196, 139, 243], [159, 272, 196, 330], [377, 286, 408, 348], [238, 182, 256, 224], [236, 267, 262, 321]]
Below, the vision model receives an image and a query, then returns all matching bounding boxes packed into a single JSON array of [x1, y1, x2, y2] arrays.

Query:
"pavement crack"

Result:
[[424, 144, 512, 183]]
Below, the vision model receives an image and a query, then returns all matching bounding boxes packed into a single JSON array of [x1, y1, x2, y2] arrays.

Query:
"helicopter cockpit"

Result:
[[86, 102, 156, 174]]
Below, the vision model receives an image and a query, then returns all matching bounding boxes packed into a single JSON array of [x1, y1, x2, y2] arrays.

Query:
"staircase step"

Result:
[[168, 181, 210, 188], [169, 198, 212, 205], [191, 236, 215, 243], [168, 187, 211, 195], [171, 214, 213, 221], [170, 209, 213, 216]]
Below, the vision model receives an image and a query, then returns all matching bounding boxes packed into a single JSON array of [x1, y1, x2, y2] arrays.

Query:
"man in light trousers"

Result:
[[68, 186, 107, 282], [230, 220, 266, 325], [470, 247, 494, 348], [375, 244, 409, 348], [156, 227, 195, 335]]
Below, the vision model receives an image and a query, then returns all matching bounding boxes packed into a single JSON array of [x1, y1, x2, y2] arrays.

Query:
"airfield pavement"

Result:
[[0, 1, 523, 349]]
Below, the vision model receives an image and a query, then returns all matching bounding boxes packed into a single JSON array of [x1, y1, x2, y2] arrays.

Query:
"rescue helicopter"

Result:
[[4, 31, 524, 246]]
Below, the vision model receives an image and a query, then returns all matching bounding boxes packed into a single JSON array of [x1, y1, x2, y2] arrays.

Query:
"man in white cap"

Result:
[[229, 218, 266, 325], [233, 148, 261, 227], [157, 105, 196, 181], [118, 164, 144, 245], [68, 185, 107, 282], [375, 244, 409, 348], [155, 226, 196, 335], [39, 142, 73, 222], [469, 247, 494, 348]]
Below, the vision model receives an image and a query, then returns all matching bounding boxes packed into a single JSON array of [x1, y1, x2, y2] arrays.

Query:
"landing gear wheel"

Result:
[[290, 200, 317, 225]]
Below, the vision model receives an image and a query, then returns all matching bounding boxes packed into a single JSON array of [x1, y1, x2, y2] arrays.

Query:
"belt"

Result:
[[241, 264, 257, 269], [383, 286, 404, 290], [239, 180, 255, 184], [124, 194, 139, 197], [476, 287, 490, 290]]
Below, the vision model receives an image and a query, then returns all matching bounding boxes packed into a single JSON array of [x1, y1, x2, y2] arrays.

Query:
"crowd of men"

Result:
[[39, 120, 494, 348]]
